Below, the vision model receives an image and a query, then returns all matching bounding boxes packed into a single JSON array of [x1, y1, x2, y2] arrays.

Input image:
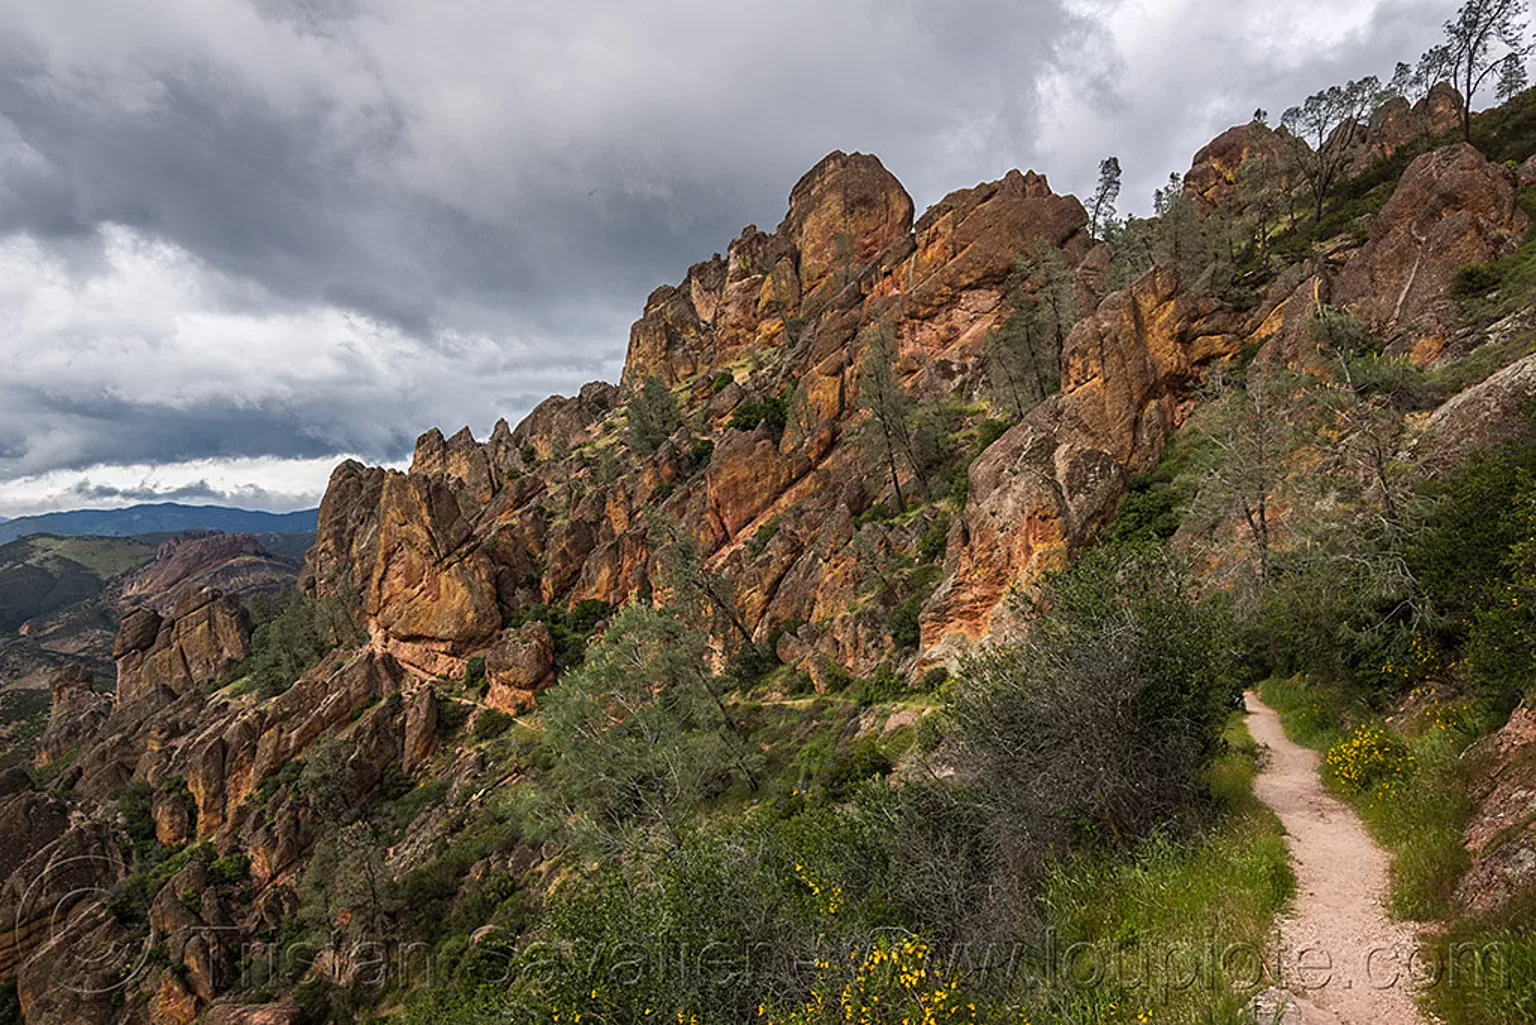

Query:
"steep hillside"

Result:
[[8, 77, 1536, 1025]]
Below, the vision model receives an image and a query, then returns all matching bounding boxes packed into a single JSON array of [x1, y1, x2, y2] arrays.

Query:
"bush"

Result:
[[1323, 724, 1408, 795], [917, 521, 949, 563], [234, 591, 353, 699], [1451, 262, 1503, 299], [626, 376, 683, 457], [711, 371, 735, 394], [472, 709, 514, 742], [951, 543, 1240, 855], [688, 438, 715, 471], [728, 388, 791, 440], [463, 657, 486, 691]]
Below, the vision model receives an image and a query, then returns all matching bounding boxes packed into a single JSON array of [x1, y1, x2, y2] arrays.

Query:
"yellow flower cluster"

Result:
[[795, 863, 844, 916], [1325, 724, 1408, 795], [1409, 686, 1474, 735], [1377, 631, 1438, 684], [762, 937, 986, 1025]]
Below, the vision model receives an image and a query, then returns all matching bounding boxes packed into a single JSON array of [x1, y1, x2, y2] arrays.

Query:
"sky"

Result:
[[0, 0, 1461, 517]]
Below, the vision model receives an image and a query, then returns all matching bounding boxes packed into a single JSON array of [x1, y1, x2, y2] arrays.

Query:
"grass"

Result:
[[23, 536, 155, 578], [1028, 717, 1294, 1024], [1260, 676, 1477, 921], [1424, 889, 1536, 1025]]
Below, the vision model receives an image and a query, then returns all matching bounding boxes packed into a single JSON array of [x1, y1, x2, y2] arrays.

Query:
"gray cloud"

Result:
[[0, 0, 1472, 513]]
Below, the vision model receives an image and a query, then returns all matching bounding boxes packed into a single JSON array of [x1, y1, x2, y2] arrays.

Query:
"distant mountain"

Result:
[[0, 503, 318, 544]]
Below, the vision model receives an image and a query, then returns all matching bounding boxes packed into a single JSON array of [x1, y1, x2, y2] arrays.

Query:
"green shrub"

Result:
[[0, 978, 20, 1025], [728, 389, 791, 440], [689, 438, 715, 471], [233, 590, 354, 699], [463, 657, 486, 691], [626, 376, 683, 457], [1452, 262, 1503, 299], [711, 371, 735, 394], [917, 521, 949, 563], [976, 417, 1014, 451], [472, 709, 514, 742]]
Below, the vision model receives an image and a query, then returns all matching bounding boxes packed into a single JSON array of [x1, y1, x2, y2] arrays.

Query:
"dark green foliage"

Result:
[[235, 590, 352, 699], [1103, 440, 1198, 544], [917, 521, 949, 563], [472, 708, 514, 742], [626, 376, 683, 457], [953, 543, 1242, 847], [209, 851, 250, 885], [437, 700, 471, 739], [810, 736, 895, 801], [976, 417, 1014, 451], [378, 763, 415, 802], [711, 371, 735, 394], [1409, 432, 1536, 708], [886, 564, 942, 651], [116, 781, 158, 856], [728, 385, 792, 441], [745, 515, 780, 557], [1452, 261, 1505, 299], [504, 600, 612, 672], [651, 482, 675, 504], [0, 978, 20, 1025], [462, 656, 485, 691], [255, 759, 303, 805], [688, 437, 715, 471], [856, 503, 896, 525], [0, 689, 49, 770], [390, 779, 451, 834]]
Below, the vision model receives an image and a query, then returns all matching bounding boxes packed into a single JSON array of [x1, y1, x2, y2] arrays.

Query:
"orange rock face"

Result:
[[1185, 121, 1295, 211], [484, 622, 556, 713], [1335, 142, 1527, 339], [113, 589, 251, 706], [920, 264, 1244, 660], [782, 150, 915, 302]]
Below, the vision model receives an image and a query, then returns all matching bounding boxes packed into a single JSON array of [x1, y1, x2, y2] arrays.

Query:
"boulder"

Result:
[[1416, 350, 1536, 465], [781, 150, 915, 301], [114, 590, 251, 706], [1185, 121, 1295, 210], [485, 622, 556, 713]]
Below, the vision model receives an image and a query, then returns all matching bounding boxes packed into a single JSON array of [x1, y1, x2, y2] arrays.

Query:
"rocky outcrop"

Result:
[[1186, 121, 1296, 211], [366, 472, 500, 674], [34, 664, 110, 767], [920, 266, 1243, 658], [512, 383, 618, 462], [1348, 81, 1463, 176], [484, 622, 555, 713], [782, 150, 915, 302], [120, 533, 301, 613], [1334, 143, 1527, 344], [1416, 350, 1536, 465], [113, 589, 251, 706], [1456, 702, 1536, 911]]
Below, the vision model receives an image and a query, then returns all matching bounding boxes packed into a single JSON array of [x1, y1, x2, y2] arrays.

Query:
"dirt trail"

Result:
[[1244, 693, 1426, 1025]]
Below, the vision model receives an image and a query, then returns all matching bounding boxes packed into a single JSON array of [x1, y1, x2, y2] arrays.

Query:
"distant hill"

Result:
[[0, 503, 317, 544]]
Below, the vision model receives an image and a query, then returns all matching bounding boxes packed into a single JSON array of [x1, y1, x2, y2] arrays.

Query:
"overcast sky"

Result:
[[0, 0, 1459, 517]]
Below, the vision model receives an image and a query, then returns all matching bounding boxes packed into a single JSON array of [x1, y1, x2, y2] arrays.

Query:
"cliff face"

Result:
[[305, 153, 1127, 679], [303, 120, 1533, 683]]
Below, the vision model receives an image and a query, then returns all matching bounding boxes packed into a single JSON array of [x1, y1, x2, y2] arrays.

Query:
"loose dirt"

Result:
[[1245, 693, 1427, 1025]]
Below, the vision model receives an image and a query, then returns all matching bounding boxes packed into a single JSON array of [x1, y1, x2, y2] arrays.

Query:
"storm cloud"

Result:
[[0, 0, 1460, 515]]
